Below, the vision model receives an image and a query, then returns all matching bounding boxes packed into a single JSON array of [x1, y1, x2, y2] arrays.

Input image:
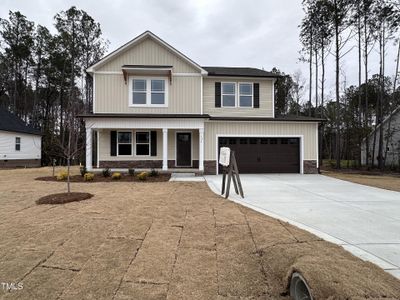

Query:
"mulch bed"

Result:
[[35, 173, 171, 183], [36, 192, 93, 205]]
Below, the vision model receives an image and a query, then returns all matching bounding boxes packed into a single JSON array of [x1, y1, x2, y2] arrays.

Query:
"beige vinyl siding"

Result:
[[97, 38, 199, 73], [95, 74, 201, 114], [98, 129, 199, 162], [204, 121, 317, 160], [203, 78, 274, 117]]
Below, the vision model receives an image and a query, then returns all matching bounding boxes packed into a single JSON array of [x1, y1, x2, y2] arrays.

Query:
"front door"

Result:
[[176, 132, 192, 167]]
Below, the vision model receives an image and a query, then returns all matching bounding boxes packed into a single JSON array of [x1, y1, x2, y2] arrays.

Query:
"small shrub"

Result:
[[149, 168, 159, 177], [80, 166, 87, 177], [102, 167, 111, 177], [84, 172, 94, 181], [137, 171, 149, 181], [128, 168, 135, 176], [112, 172, 122, 180], [56, 170, 68, 181]]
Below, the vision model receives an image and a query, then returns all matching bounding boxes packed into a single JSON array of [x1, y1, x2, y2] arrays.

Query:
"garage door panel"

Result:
[[218, 137, 300, 174]]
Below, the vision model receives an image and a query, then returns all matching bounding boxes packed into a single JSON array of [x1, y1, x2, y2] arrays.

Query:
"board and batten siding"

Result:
[[0, 130, 41, 160], [203, 78, 274, 117], [98, 129, 199, 161], [95, 74, 201, 114], [97, 37, 199, 73], [204, 121, 318, 160]]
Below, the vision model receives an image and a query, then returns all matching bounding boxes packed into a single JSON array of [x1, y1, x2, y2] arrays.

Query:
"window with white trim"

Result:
[[151, 80, 165, 104], [132, 79, 147, 104], [136, 132, 150, 156], [117, 132, 132, 155], [239, 83, 253, 107], [15, 137, 21, 151], [222, 82, 236, 107], [131, 78, 167, 106]]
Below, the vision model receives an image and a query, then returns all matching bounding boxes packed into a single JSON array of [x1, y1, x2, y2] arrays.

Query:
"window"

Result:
[[222, 83, 236, 107], [131, 78, 167, 106], [132, 79, 147, 104], [220, 138, 228, 145], [136, 132, 150, 156], [151, 80, 165, 104], [15, 137, 21, 151], [239, 83, 253, 107], [118, 132, 132, 155], [249, 138, 257, 144]]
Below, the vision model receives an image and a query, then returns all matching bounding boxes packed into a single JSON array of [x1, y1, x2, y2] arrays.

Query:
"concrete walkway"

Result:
[[205, 174, 400, 278]]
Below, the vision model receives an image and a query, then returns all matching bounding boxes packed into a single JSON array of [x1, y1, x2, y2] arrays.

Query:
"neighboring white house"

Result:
[[362, 107, 400, 168], [0, 108, 42, 167]]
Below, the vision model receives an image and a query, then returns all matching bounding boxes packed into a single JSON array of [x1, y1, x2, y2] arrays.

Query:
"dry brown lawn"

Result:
[[0, 167, 399, 300], [323, 170, 400, 192]]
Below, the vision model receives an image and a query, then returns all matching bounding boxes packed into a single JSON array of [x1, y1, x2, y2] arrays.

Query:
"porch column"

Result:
[[162, 128, 168, 170], [199, 128, 204, 171], [86, 127, 93, 171]]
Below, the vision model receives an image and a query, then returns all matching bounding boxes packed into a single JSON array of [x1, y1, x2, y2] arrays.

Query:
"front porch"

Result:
[[84, 117, 205, 173]]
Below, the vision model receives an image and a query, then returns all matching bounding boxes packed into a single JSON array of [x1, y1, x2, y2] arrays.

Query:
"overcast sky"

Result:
[[1, 0, 398, 104]]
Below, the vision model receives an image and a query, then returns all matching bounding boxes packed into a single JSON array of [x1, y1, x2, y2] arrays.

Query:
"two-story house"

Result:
[[81, 31, 322, 174]]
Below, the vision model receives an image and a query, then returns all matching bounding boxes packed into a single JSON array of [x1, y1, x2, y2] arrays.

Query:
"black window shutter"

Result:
[[253, 83, 260, 108], [215, 82, 221, 107], [110, 131, 117, 156], [150, 131, 157, 156]]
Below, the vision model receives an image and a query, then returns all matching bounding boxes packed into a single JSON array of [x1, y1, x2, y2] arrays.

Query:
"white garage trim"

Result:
[[215, 134, 304, 175]]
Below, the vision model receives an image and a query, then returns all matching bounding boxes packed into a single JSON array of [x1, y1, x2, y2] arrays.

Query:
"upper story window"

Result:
[[222, 83, 236, 107], [221, 82, 254, 108], [151, 80, 165, 105], [130, 77, 168, 107], [15, 137, 21, 151], [239, 83, 253, 107]]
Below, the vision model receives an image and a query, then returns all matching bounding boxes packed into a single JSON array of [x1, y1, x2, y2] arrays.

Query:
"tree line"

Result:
[[1, 3, 399, 170], [0, 7, 108, 165], [274, 0, 400, 170]]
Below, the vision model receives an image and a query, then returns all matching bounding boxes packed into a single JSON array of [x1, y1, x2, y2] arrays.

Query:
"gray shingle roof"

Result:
[[203, 67, 278, 78], [0, 108, 42, 135]]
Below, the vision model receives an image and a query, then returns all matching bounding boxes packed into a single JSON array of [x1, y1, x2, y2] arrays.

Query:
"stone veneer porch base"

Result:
[[99, 160, 163, 169], [99, 160, 200, 170]]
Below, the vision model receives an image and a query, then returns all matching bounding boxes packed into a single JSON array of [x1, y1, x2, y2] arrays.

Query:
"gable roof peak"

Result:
[[87, 31, 207, 75]]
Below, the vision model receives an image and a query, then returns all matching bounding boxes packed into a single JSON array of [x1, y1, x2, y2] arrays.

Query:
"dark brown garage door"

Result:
[[218, 137, 300, 173]]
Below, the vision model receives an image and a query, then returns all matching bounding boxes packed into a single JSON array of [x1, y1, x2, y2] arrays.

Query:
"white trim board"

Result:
[[85, 118, 205, 130], [92, 71, 202, 77], [214, 134, 304, 175]]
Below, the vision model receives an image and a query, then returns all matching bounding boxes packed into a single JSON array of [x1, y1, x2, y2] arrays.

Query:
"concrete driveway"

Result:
[[205, 174, 400, 278]]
